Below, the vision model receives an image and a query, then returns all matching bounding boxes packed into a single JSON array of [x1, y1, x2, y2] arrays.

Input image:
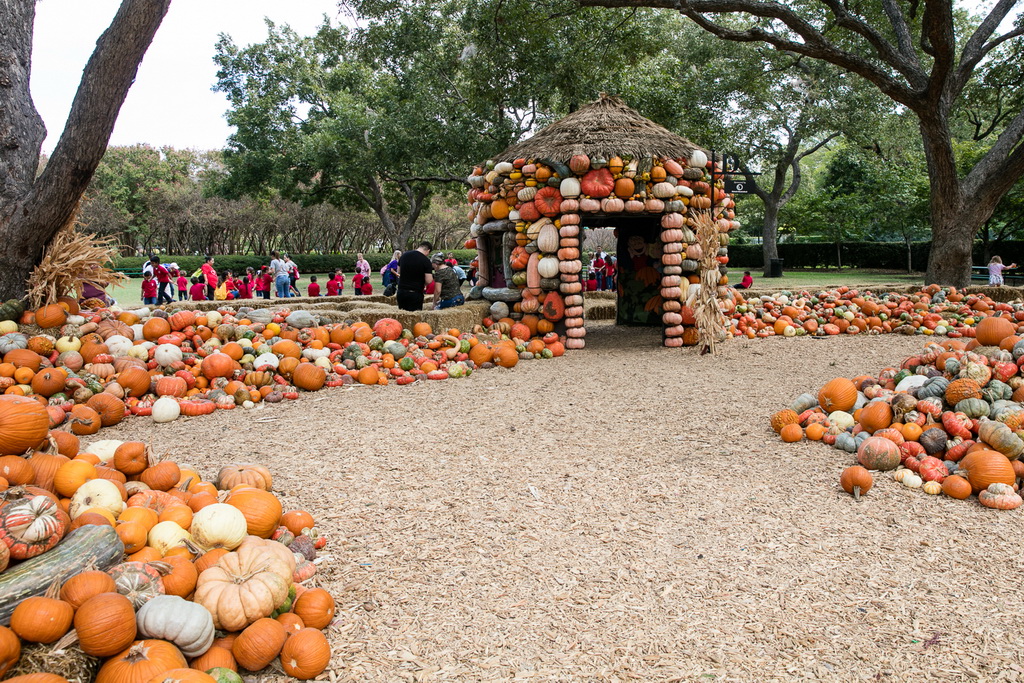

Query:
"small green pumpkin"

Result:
[[956, 398, 990, 419]]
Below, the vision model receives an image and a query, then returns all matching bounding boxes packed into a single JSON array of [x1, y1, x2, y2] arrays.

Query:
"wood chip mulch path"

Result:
[[101, 325, 1024, 681]]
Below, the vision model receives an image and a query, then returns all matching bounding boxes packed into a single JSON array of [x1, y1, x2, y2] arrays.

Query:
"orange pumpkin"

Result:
[[225, 487, 282, 537]]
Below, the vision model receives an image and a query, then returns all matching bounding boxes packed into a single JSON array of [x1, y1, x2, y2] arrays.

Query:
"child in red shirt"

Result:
[[175, 271, 188, 301], [260, 268, 272, 300], [353, 273, 364, 295], [326, 274, 339, 296], [307, 276, 321, 297], [361, 278, 372, 295], [189, 277, 207, 301], [141, 272, 158, 305]]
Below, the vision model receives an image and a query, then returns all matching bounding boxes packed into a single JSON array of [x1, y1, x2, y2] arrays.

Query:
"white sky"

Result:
[[31, 0, 345, 153]]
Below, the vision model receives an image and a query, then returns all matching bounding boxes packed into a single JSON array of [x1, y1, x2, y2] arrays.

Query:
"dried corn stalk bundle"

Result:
[[693, 211, 726, 355], [26, 211, 127, 309]]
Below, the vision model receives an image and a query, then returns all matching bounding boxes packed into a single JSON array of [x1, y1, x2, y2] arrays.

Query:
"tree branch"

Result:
[[578, 0, 921, 106], [795, 132, 840, 162], [881, 0, 919, 65], [960, 0, 1022, 74]]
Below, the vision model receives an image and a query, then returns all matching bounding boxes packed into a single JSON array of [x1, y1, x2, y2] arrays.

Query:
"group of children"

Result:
[[142, 266, 372, 303]]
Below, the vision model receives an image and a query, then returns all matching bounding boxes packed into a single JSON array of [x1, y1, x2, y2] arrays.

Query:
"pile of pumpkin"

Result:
[[771, 315, 1024, 509], [0, 301, 564, 435], [731, 285, 1021, 338], [0, 435, 334, 682]]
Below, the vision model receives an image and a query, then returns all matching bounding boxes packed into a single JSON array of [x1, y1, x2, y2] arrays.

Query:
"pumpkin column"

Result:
[[559, 174, 584, 348]]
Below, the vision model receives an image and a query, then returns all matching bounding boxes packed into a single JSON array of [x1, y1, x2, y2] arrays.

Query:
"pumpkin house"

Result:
[[465, 94, 741, 348]]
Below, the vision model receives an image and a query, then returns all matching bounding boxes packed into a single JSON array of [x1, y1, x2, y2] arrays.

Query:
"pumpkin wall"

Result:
[[465, 153, 740, 348]]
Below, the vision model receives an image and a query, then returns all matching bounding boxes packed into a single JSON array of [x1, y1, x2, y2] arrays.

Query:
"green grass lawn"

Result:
[[109, 272, 387, 309], [743, 269, 924, 291]]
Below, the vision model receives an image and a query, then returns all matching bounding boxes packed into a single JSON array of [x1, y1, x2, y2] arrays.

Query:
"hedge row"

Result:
[[114, 250, 478, 277], [726, 241, 1024, 270]]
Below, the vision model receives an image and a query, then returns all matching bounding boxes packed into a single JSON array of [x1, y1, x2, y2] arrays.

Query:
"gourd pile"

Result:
[[466, 150, 740, 348], [0, 438, 334, 681], [772, 315, 1024, 510], [732, 285, 1016, 338], [0, 300, 564, 438]]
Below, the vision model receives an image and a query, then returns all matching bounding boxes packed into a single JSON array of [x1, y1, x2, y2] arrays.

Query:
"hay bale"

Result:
[[586, 302, 617, 321], [8, 640, 99, 683]]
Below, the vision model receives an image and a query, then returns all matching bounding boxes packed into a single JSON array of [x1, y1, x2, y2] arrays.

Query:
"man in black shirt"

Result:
[[396, 241, 434, 311]]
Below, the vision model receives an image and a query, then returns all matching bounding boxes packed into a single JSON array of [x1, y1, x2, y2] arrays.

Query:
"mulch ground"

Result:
[[100, 324, 1024, 681]]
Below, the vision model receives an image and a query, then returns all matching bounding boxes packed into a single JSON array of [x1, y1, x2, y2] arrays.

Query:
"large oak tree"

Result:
[[580, 0, 1024, 286], [0, 0, 170, 300]]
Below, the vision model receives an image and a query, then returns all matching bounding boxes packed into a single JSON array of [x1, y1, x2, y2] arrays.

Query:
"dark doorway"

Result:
[[583, 215, 662, 326]]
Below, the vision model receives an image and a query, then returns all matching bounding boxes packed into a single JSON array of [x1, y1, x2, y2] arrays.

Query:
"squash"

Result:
[[95, 640, 187, 683], [194, 539, 292, 631], [817, 378, 857, 413], [136, 595, 215, 657], [232, 618, 286, 672], [0, 396, 50, 455], [979, 482, 1023, 509], [541, 291, 565, 322], [525, 253, 541, 294], [856, 436, 901, 471], [960, 448, 1016, 493], [0, 524, 123, 625], [0, 494, 65, 560], [537, 223, 559, 254], [280, 628, 330, 680], [580, 168, 614, 198], [75, 592, 137, 657]]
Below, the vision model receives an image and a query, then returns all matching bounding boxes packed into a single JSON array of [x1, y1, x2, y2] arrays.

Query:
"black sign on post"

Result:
[[724, 178, 750, 194]]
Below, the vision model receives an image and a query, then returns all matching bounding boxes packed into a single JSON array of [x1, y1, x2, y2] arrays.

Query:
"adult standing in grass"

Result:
[[355, 253, 371, 283], [270, 251, 290, 298], [381, 250, 401, 294], [396, 242, 434, 311], [201, 256, 218, 300]]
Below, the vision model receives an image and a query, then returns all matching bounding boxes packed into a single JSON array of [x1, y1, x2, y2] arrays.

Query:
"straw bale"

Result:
[[586, 302, 617, 321], [9, 639, 98, 682], [494, 93, 704, 163]]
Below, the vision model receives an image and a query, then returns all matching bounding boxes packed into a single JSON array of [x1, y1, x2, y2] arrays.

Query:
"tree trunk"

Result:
[[0, 0, 171, 300], [906, 236, 912, 274], [760, 198, 780, 277]]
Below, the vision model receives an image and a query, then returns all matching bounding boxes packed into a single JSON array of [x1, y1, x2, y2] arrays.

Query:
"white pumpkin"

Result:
[[190, 503, 248, 551], [302, 347, 330, 361], [205, 311, 223, 327], [493, 161, 514, 175], [136, 595, 215, 657], [127, 345, 149, 361], [0, 320, 17, 335], [253, 352, 279, 370], [537, 257, 560, 279], [676, 184, 694, 198], [69, 478, 124, 519], [130, 324, 144, 341], [537, 223, 559, 254], [828, 410, 855, 430], [652, 182, 677, 198], [689, 150, 708, 168], [152, 396, 180, 424], [55, 336, 81, 353], [148, 521, 192, 555], [104, 334, 133, 357], [560, 177, 581, 198], [154, 344, 183, 367], [81, 439, 123, 465]]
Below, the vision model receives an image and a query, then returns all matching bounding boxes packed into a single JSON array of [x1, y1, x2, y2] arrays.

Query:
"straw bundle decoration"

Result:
[[494, 93, 704, 163], [693, 211, 726, 355], [7, 630, 99, 682], [26, 210, 127, 309]]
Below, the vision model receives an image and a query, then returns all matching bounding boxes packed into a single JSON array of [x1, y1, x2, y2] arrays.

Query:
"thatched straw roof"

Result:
[[493, 93, 704, 163]]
